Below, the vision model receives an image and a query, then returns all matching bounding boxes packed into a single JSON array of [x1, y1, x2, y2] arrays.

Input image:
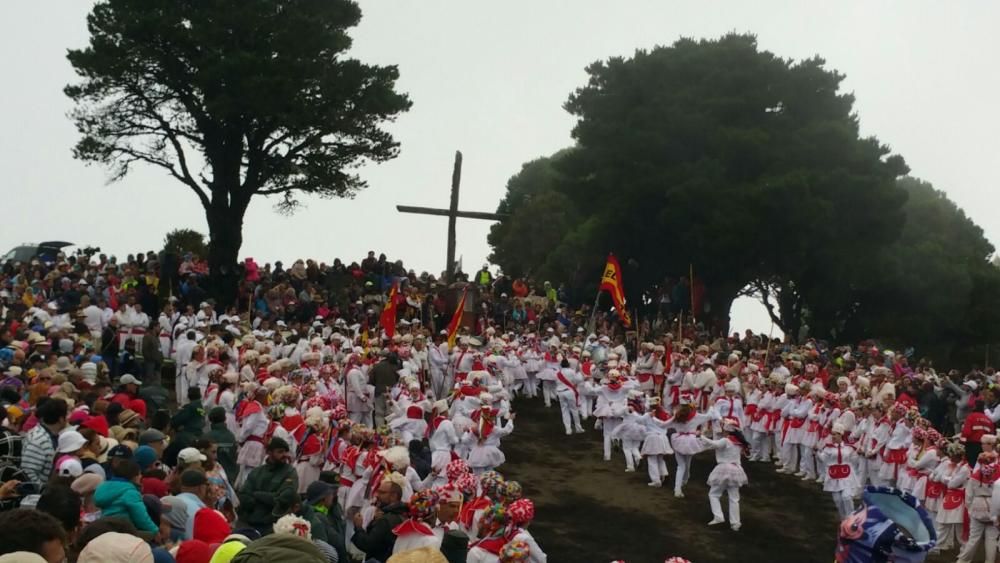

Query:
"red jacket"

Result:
[[962, 412, 996, 443]]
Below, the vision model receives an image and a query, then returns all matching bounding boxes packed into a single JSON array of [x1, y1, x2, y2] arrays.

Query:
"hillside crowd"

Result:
[[0, 247, 988, 562]]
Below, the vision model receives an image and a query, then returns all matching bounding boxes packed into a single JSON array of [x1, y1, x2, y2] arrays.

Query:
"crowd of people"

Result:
[[0, 248, 642, 563], [0, 247, 994, 562]]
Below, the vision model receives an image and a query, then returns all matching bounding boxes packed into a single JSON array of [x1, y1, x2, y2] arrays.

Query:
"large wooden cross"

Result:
[[397, 151, 506, 282]]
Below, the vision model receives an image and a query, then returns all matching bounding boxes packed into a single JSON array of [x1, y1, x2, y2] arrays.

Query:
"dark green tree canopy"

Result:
[[491, 33, 908, 328], [163, 228, 207, 258], [66, 0, 410, 302], [840, 177, 1000, 361]]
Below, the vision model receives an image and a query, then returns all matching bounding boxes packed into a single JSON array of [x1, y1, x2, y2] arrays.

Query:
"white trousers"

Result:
[[542, 381, 556, 407], [349, 410, 373, 428], [557, 392, 582, 434], [799, 445, 816, 477], [958, 518, 998, 563], [935, 522, 962, 551], [602, 419, 621, 461], [622, 439, 642, 471], [674, 453, 692, 493], [752, 431, 773, 461], [430, 368, 446, 400], [709, 484, 741, 526], [176, 372, 189, 408], [830, 490, 855, 520], [781, 441, 799, 469], [647, 454, 668, 484], [524, 373, 538, 397]]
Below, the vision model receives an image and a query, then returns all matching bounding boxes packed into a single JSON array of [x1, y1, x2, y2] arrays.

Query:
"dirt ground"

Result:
[[501, 397, 846, 563]]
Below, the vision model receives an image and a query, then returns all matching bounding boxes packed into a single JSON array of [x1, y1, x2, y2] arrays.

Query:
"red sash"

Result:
[[925, 481, 945, 499], [882, 448, 907, 464], [745, 404, 759, 419], [637, 373, 653, 383], [765, 410, 781, 431], [669, 386, 680, 406], [722, 397, 736, 418], [789, 418, 806, 429], [556, 371, 579, 404], [698, 390, 711, 411], [943, 488, 966, 510], [827, 445, 852, 479]]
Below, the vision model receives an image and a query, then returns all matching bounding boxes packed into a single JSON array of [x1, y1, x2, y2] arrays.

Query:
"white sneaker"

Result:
[[674, 490, 685, 498], [794, 471, 806, 477], [575, 428, 585, 434], [647, 482, 662, 487], [731, 523, 741, 531], [625, 467, 635, 473], [815, 476, 824, 483], [707, 518, 724, 526], [800, 475, 813, 482]]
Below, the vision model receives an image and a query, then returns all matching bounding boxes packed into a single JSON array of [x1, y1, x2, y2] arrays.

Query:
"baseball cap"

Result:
[[178, 447, 207, 465], [119, 374, 142, 386], [108, 444, 133, 460], [305, 481, 335, 505], [57, 457, 84, 478], [138, 429, 166, 445]]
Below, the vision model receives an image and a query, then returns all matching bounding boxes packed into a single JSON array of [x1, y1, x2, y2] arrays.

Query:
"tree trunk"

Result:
[[709, 281, 743, 337], [205, 200, 246, 308]]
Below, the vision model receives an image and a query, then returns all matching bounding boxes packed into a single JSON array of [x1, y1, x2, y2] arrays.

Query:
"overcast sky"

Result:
[[2, 1, 998, 333]]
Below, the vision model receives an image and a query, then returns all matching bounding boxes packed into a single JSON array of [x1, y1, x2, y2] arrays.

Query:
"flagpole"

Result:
[[587, 288, 601, 334], [689, 263, 696, 323], [634, 307, 641, 360], [763, 321, 775, 371]]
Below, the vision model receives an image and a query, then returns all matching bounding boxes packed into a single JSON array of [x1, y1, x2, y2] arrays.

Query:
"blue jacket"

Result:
[[94, 478, 159, 533]]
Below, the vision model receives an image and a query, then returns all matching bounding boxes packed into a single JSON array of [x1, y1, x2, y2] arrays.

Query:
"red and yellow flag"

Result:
[[380, 281, 399, 339], [600, 254, 631, 327], [446, 287, 469, 348]]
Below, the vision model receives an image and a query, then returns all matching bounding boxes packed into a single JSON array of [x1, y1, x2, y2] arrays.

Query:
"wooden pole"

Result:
[[762, 321, 775, 370], [446, 151, 462, 283], [587, 289, 602, 334], [689, 263, 696, 323]]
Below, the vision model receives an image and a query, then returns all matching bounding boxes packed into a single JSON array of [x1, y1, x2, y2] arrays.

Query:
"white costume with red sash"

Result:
[[818, 441, 860, 519], [933, 458, 970, 551], [877, 420, 912, 484]]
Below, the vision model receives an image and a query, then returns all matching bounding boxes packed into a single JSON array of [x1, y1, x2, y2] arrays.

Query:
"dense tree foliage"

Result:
[[162, 228, 207, 259], [66, 0, 411, 304], [842, 177, 1000, 362], [490, 34, 908, 329]]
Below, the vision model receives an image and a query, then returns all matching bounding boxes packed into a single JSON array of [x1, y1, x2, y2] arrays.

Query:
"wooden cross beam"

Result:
[[397, 151, 506, 282]]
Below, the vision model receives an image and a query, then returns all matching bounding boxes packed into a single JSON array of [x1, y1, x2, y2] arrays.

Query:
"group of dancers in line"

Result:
[[516, 338, 1000, 561]]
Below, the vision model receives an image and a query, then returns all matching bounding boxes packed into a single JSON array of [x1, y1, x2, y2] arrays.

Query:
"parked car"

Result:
[[1, 241, 75, 264]]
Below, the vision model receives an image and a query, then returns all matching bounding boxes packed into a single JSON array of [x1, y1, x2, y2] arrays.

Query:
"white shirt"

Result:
[[83, 305, 104, 334]]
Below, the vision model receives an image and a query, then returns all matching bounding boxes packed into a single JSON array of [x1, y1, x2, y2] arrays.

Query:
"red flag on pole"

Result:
[[599, 254, 631, 327], [447, 287, 469, 348], [380, 282, 399, 338]]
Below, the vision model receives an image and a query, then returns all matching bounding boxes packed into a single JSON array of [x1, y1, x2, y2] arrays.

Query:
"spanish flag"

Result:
[[446, 287, 469, 348], [380, 281, 399, 339], [600, 254, 631, 327]]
